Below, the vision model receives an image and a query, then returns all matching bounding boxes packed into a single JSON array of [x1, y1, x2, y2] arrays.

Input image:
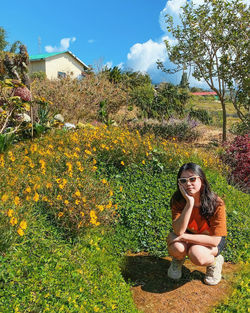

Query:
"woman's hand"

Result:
[[178, 183, 195, 205], [167, 232, 188, 245]]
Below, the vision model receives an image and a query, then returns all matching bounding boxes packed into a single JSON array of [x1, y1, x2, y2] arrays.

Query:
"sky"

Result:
[[0, 0, 249, 86]]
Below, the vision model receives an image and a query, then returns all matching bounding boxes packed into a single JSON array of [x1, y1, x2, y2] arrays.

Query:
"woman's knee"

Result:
[[167, 233, 188, 259], [188, 245, 214, 266]]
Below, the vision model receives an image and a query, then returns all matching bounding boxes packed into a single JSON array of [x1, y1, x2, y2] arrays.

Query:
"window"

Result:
[[58, 71, 66, 79]]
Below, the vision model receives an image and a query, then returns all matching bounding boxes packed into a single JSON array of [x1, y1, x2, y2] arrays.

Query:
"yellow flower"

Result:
[[93, 159, 97, 165], [46, 182, 52, 189], [17, 228, 24, 236], [75, 200, 80, 205], [7, 209, 14, 217], [20, 220, 27, 230], [64, 200, 69, 205], [85, 149, 92, 155], [8, 151, 15, 162], [142, 160, 145, 165], [33, 193, 39, 202], [14, 196, 20, 206], [57, 195, 63, 201], [109, 190, 113, 197], [102, 179, 107, 184], [120, 161, 125, 166], [90, 210, 97, 218], [97, 205, 104, 212], [39, 159, 46, 169], [1, 194, 9, 202], [106, 201, 112, 209], [10, 217, 18, 226], [58, 212, 64, 217], [119, 186, 123, 192], [80, 211, 85, 217], [25, 186, 31, 193], [75, 190, 81, 197]]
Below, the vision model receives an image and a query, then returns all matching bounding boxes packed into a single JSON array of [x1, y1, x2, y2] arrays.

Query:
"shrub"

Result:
[[222, 134, 250, 192], [188, 107, 212, 125], [129, 83, 155, 118], [129, 118, 199, 142], [229, 120, 250, 136], [31, 74, 128, 123]]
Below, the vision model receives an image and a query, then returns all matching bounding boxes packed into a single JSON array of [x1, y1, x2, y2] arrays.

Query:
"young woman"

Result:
[[167, 162, 227, 285]]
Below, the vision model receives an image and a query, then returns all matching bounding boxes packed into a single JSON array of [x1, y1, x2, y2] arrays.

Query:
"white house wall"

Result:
[[28, 60, 46, 74], [45, 53, 84, 79]]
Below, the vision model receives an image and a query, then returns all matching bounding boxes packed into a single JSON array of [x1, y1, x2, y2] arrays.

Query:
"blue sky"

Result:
[[1, 0, 249, 86]]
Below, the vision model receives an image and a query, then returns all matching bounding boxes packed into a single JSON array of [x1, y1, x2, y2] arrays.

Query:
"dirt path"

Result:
[[122, 253, 239, 313]]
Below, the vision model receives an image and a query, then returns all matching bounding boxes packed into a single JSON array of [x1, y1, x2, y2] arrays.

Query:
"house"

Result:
[[191, 92, 217, 96], [29, 51, 89, 79], [191, 91, 218, 100]]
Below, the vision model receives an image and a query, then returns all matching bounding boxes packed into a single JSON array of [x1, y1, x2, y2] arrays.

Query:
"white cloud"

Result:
[[104, 61, 113, 69], [45, 37, 76, 53], [117, 62, 124, 69], [127, 39, 167, 73], [88, 39, 95, 44]]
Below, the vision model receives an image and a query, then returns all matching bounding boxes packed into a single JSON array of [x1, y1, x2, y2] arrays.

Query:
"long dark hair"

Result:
[[172, 163, 220, 220]]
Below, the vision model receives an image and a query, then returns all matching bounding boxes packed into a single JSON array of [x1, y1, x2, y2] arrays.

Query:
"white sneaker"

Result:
[[204, 255, 224, 285], [168, 258, 185, 280]]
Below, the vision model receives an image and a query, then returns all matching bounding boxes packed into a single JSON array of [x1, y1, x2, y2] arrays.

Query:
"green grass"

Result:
[[188, 96, 241, 128]]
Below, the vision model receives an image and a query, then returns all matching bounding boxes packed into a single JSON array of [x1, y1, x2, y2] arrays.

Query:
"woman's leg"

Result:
[[167, 232, 189, 259], [187, 244, 218, 266], [167, 232, 188, 279]]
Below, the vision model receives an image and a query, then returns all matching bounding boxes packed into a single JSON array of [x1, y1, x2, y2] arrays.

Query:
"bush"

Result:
[[188, 107, 212, 125], [31, 74, 128, 123], [129, 118, 199, 142], [229, 120, 250, 136], [221, 134, 250, 192]]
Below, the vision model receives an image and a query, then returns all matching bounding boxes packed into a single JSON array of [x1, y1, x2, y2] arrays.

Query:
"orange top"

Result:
[[170, 197, 227, 236]]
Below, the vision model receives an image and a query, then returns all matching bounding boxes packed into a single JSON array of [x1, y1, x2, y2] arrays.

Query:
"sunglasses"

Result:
[[178, 176, 200, 184]]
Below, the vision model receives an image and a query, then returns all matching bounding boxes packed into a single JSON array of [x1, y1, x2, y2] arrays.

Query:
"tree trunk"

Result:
[[221, 99, 227, 142]]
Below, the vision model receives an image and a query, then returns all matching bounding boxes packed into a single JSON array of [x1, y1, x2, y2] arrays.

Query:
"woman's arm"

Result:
[[172, 184, 194, 236], [171, 233, 222, 247]]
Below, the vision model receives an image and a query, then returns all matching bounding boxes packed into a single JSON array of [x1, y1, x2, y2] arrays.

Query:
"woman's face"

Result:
[[179, 170, 202, 196]]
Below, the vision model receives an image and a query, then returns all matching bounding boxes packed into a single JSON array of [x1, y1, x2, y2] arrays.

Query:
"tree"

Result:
[[179, 71, 189, 89], [0, 26, 23, 53], [0, 27, 8, 51], [158, 0, 250, 141]]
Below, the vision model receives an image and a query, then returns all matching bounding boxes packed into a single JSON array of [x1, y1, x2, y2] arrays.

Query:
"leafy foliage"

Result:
[[222, 134, 250, 192]]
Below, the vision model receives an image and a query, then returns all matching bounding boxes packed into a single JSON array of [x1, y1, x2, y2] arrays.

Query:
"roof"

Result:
[[191, 92, 217, 96], [29, 51, 88, 69]]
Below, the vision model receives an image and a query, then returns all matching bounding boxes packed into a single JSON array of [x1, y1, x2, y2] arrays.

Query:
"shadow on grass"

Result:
[[121, 255, 204, 293]]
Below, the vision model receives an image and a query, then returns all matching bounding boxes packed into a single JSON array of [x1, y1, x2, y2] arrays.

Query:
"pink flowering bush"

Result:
[[222, 134, 250, 192]]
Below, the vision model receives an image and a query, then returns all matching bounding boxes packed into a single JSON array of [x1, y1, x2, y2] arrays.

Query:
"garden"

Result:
[[0, 0, 249, 311]]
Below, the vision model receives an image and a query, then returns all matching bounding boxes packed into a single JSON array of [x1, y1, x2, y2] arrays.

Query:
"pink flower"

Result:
[[13, 87, 32, 102]]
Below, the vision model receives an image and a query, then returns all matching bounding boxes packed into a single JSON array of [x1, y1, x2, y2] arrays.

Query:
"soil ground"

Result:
[[122, 253, 240, 313], [193, 125, 235, 147]]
